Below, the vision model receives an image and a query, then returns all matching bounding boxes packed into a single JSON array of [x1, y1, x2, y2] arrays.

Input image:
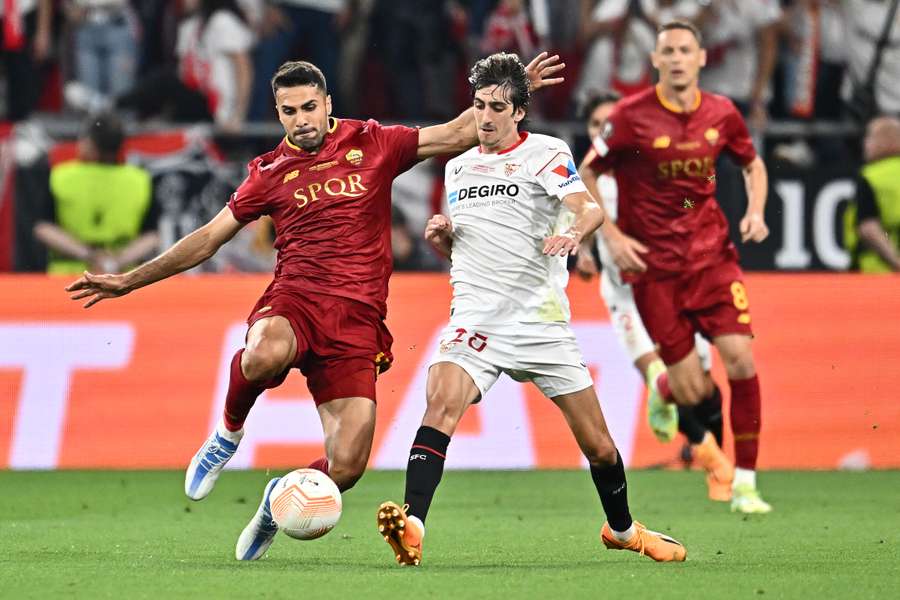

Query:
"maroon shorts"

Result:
[[247, 287, 393, 406], [631, 260, 753, 365]]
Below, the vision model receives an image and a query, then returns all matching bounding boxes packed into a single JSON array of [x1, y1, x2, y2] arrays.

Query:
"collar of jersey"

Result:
[[479, 131, 529, 155], [284, 117, 340, 153], [655, 85, 701, 114]]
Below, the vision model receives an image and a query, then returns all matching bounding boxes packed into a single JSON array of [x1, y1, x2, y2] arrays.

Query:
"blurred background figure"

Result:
[[844, 116, 900, 273], [247, 0, 351, 120], [33, 112, 158, 274], [480, 0, 538, 57], [116, 0, 254, 130], [842, 0, 900, 123], [0, 0, 52, 121], [63, 0, 140, 115]]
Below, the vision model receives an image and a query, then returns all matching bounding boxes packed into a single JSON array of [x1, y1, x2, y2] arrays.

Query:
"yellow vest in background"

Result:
[[48, 161, 152, 275], [844, 156, 900, 273]]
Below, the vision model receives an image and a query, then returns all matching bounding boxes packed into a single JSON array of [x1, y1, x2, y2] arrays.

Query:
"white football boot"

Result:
[[184, 420, 243, 500], [235, 477, 281, 561]]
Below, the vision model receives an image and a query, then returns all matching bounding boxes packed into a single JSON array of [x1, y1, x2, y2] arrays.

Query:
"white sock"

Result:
[[733, 467, 756, 489], [612, 523, 637, 543], [407, 515, 425, 538], [216, 419, 244, 444]]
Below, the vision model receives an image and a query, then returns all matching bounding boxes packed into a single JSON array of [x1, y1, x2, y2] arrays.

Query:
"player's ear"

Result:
[[650, 50, 660, 70], [698, 48, 707, 68], [325, 94, 333, 117], [513, 106, 526, 124]]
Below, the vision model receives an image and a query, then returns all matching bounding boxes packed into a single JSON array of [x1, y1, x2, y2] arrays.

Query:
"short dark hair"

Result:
[[81, 112, 124, 162], [579, 90, 622, 121], [658, 19, 703, 46], [468, 52, 530, 113], [271, 61, 327, 96]]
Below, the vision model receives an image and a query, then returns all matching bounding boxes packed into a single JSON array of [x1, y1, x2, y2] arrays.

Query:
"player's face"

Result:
[[473, 84, 525, 152], [275, 85, 332, 152], [652, 29, 706, 92], [586, 102, 615, 141]]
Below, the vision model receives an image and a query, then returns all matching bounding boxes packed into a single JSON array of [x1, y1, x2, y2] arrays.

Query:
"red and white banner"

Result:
[[1, 274, 898, 470]]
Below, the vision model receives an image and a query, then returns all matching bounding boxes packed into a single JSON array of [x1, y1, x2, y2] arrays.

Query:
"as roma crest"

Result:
[[345, 148, 364, 166]]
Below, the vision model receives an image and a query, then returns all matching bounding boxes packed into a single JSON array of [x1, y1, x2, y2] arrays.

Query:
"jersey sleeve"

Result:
[[366, 119, 420, 176], [227, 157, 273, 223], [722, 103, 757, 167], [533, 140, 588, 201], [587, 107, 633, 172]]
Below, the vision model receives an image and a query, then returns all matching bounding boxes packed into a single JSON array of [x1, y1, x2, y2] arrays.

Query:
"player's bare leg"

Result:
[[664, 348, 734, 501], [551, 386, 686, 562], [235, 395, 376, 561], [378, 362, 480, 566], [317, 396, 377, 492], [186, 316, 296, 500], [713, 334, 772, 514]]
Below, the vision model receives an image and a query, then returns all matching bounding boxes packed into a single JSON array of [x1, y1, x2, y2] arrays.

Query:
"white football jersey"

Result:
[[444, 132, 587, 325]]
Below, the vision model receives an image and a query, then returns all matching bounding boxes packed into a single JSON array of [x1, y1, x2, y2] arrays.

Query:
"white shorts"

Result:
[[429, 322, 594, 400], [600, 270, 712, 371]]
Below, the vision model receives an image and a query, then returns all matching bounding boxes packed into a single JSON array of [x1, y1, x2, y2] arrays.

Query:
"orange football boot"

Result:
[[601, 521, 687, 562], [691, 431, 734, 501], [377, 501, 423, 566]]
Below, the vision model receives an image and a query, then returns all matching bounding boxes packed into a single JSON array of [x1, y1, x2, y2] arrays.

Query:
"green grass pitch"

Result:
[[1, 470, 897, 599]]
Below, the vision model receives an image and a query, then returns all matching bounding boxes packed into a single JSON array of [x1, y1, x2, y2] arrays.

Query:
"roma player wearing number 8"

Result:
[[579, 20, 773, 514]]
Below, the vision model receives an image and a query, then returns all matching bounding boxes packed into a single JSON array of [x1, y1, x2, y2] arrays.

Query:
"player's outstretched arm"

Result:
[[424, 214, 453, 259], [740, 155, 770, 243], [66, 207, 244, 308], [543, 191, 605, 257], [416, 52, 565, 159]]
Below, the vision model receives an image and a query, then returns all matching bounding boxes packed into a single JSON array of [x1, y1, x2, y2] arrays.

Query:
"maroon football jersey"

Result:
[[589, 85, 757, 279], [228, 118, 419, 316]]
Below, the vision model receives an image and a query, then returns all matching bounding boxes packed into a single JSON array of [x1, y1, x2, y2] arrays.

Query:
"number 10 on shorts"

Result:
[[448, 328, 489, 352]]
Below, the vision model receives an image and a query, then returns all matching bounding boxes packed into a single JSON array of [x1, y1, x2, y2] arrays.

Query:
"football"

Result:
[[269, 469, 342, 540]]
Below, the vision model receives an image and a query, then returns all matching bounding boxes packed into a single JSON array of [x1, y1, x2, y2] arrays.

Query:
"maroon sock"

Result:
[[307, 457, 330, 475], [656, 371, 673, 401], [729, 375, 761, 470], [222, 349, 265, 432]]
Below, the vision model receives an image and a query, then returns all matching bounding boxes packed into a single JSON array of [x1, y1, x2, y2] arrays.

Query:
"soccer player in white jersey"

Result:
[[575, 90, 733, 501], [376, 53, 686, 566]]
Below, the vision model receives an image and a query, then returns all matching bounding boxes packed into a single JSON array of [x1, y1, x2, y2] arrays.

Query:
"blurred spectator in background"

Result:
[[698, 0, 781, 132], [33, 112, 158, 275], [844, 116, 900, 273], [0, 0, 52, 121], [247, 0, 350, 120], [575, 0, 708, 106], [391, 205, 443, 272], [116, 0, 254, 130], [63, 0, 140, 114], [842, 0, 900, 122], [480, 0, 538, 58], [369, 0, 465, 120]]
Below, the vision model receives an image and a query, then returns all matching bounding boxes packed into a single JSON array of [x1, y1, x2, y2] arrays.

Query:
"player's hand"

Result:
[[542, 231, 579, 257], [740, 212, 769, 243], [574, 247, 599, 280], [525, 52, 565, 92], [65, 272, 132, 309], [607, 232, 648, 273], [424, 214, 453, 244]]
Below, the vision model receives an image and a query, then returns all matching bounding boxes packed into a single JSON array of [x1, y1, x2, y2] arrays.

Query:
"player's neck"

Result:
[[480, 131, 526, 155], [656, 83, 701, 114]]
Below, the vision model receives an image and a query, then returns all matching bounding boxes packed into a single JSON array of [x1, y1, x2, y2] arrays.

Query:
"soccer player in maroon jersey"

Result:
[[579, 20, 772, 514], [66, 55, 566, 559]]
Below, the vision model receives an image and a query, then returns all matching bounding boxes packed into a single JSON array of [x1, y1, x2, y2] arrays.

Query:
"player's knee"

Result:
[[671, 376, 704, 406], [242, 343, 291, 382], [720, 352, 756, 380], [584, 437, 618, 468]]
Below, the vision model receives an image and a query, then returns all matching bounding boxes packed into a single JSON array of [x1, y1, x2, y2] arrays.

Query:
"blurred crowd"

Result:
[[2, 0, 898, 127], [2, 0, 899, 274]]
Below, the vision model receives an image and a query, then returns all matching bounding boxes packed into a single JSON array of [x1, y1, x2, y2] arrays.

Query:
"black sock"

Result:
[[404, 425, 451, 523], [677, 405, 708, 444], [589, 450, 632, 532], [695, 385, 724, 446]]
